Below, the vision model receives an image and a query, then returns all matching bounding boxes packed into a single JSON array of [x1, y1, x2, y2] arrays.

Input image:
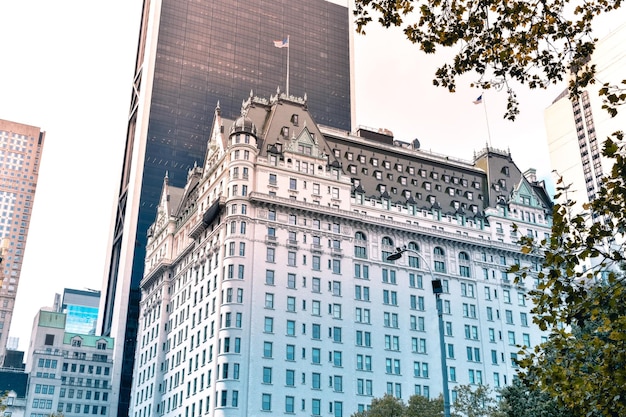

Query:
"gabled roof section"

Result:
[[204, 102, 228, 173], [284, 125, 325, 158], [148, 173, 184, 238], [239, 90, 339, 165], [173, 165, 202, 221]]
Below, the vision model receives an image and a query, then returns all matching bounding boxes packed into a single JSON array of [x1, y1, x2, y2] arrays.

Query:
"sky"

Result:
[[0, 1, 624, 352]]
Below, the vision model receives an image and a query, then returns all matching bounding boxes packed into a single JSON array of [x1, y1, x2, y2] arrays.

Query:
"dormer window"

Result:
[[282, 126, 289, 137], [371, 158, 379, 167], [291, 114, 299, 125], [408, 166, 415, 175], [71, 336, 83, 347], [419, 169, 427, 178], [383, 161, 391, 169], [395, 163, 403, 172], [374, 170, 382, 180], [358, 155, 366, 163], [431, 171, 439, 180], [346, 152, 354, 161]]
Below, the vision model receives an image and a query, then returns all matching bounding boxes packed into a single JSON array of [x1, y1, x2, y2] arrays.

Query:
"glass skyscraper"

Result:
[[99, 1, 352, 416]]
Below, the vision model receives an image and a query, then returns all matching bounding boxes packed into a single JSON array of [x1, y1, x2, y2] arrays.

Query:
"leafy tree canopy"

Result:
[[353, 0, 622, 119], [512, 132, 626, 416], [498, 379, 570, 417], [351, 394, 443, 417], [451, 384, 504, 417]]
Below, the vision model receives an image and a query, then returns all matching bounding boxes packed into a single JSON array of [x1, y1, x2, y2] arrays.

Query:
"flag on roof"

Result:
[[473, 94, 483, 104], [274, 37, 289, 48]]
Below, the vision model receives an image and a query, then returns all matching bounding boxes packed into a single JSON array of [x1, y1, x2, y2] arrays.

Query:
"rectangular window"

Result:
[[287, 273, 296, 289]]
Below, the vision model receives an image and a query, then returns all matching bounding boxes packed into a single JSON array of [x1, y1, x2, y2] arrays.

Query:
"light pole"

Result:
[[387, 246, 451, 417]]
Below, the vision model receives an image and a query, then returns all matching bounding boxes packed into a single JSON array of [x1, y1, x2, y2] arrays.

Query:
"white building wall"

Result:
[[130, 128, 549, 417]]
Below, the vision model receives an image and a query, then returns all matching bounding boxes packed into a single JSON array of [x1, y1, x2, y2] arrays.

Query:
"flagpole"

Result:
[[482, 93, 492, 147], [286, 35, 290, 96]]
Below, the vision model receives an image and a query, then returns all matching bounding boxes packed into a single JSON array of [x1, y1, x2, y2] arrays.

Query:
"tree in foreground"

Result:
[[451, 384, 504, 417], [353, 0, 622, 119], [512, 132, 626, 416], [351, 394, 443, 417], [498, 379, 569, 417]]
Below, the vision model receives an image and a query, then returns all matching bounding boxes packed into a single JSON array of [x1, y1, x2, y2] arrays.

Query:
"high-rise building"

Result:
[[130, 92, 552, 417], [98, 1, 353, 415], [59, 288, 101, 335], [0, 119, 46, 365], [544, 23, 626, 210], [25, 308, 114, 417]]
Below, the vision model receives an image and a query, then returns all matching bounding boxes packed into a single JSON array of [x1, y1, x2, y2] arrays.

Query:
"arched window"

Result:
[[354, 232, 368, 259], [407, 241, 421, 268], [459, 251, 471, 277], [434, 246, 446, 273], [382, 236, 394, 246]]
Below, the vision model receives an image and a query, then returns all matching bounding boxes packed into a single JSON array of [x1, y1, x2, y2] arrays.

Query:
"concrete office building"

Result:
[[98, 2, 353, 415], [545, 23, 626, 209], [129, 92, 552, 417], [25, 309, 114, 417], [0, 119, 46, 365]]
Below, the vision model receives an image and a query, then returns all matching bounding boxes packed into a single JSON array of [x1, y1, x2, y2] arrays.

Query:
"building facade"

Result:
[[25, 309, 114, 417], [60, 288, 101, 335], [0, 119, 46, 365], [130, 93, 552, 417], [544, 23, 626, 209], [98, 2, 353, 415]]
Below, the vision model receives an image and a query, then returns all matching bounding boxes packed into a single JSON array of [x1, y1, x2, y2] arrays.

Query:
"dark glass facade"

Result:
[[101, 1, 351, 416]]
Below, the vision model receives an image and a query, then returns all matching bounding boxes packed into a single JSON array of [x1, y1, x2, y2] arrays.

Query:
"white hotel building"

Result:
[[129, 92, 552, 417]]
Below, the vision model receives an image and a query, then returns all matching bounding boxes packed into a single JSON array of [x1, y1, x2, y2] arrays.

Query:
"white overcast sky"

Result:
[[0, 1, 624, 352]]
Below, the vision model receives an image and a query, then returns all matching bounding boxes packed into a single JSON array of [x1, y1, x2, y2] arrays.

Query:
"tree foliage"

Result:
[[353, 0, 622, 119], [451, 384, 504, 417], [407, 394, 444, 417], [512, 132, 626, 416], [498, 379, 569, 417], [351, 394, 443, 417]]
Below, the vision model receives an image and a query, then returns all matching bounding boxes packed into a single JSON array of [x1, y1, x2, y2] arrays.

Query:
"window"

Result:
[[286, 345, 296, 361], [520, 312, 528, 326], [312, 278, 321, 293], [287, 273, 296, 289], [505, 310, 514, 324], [263, 342, 273, 358], [383, 290, 398, 306], [265, 293, 274, 309], [264, 317, 274, 333], [266, 248, 275, 263], [286, 320, 296, 336], [312, 348, 321, 364], [508, 331, 516, 345], [262, 394, 272, 411], [413, 361, 428, 377], [382, 269, 397, 284], [409, 273, 423, 289]]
